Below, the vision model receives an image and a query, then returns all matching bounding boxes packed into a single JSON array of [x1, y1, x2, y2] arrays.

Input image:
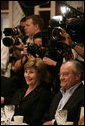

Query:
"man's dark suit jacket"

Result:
[[49, 83, 84, 125]]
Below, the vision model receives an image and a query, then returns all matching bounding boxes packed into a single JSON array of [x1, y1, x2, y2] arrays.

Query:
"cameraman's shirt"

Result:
[[26, 37, 34, 44]]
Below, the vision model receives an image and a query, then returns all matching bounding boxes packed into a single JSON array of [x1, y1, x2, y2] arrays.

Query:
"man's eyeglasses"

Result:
[[59, 72, 73, 77]]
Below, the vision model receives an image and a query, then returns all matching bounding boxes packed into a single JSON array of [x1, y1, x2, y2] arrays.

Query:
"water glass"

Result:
[[55, 109, 68, 125], [4, 105, 15, 124]]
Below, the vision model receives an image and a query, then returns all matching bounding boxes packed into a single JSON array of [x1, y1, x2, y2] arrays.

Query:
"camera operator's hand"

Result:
[[13, 38, 25, 59], [23, 44, 28, 55], [23, 44, 34, 59], [43, 57, 57, 66], [1, 96, 4, 104], [17, 28, 23, 36], [60, 28, 84, 58], [14, 38, 24, 51], [60, 28, 73, 45], [63, 52, 74, 61]]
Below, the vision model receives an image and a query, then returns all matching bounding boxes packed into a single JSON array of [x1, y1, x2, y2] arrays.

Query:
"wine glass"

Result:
[[1, 107, 5, 119], [55, 110, 68, 125], [1, 107, 6, 125], [4, 105, 15, 124]]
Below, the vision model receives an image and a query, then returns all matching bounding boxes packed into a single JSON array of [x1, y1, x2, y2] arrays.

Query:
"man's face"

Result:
[[60, 62, 80, 90], [24, 19, 37, 37]]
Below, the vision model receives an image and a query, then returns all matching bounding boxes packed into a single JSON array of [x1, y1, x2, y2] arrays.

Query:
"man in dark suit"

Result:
[[42, 60, 84, 125]]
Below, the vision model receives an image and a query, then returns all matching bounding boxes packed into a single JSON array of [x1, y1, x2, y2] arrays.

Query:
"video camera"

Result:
[[3, 36, 27, 47], [66, 17, 84, 43], [41, 27, 65, 41], [3, 25, 25, 36], [3, 25, 26, 47], [48, 16, 84, 43]]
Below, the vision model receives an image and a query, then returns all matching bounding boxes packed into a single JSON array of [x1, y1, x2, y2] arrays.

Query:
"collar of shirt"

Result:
[[60, 82, 81, 96], [26, 38, 34, 44], [57, 82, 81, 111]]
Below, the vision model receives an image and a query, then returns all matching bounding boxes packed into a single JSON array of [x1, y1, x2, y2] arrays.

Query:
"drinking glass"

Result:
[[1, 107, 6, 124], [4, 105, 15, 124], [55, 110, 68, 125], [1, 107, 5, 119]]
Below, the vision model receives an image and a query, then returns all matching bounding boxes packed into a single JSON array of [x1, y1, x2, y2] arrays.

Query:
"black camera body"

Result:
[[27, 43, 45, 58], [41, 27, 65, 41], [3, 25, 26, 47], [3, 25, 24, 36], [3, 36, 26, 47], [3, 28, 19, 36], [66, 18, 84, 43]]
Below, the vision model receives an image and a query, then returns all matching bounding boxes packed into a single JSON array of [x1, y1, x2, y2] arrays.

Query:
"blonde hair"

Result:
[[24, 58, 51, 83]]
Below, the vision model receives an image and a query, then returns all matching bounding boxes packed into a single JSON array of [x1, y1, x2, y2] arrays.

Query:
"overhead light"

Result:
[[52, 15, 63, 23], [60, 6, 70, 14]]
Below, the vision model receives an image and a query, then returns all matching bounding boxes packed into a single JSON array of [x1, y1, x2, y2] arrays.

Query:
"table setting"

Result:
[[1, 105, 28, 125], [55, 109, 74, 125]]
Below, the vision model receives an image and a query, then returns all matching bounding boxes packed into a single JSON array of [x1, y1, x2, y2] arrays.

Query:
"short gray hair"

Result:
[[62, 60, 84, 80]]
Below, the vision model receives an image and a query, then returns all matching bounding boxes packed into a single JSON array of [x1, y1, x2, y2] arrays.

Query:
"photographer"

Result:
[[11, 17, 27, 61], [3, 16, 27, 61], [60, 28, 84, 59], [24, 15, 44, 44], [13, 16, 27, 51], [1, 17, 28, 105], [13, 15, 44, 72]]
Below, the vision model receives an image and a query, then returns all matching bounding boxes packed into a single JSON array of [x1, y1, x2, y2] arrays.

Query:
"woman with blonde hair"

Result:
[[10, 58, 52, 125]]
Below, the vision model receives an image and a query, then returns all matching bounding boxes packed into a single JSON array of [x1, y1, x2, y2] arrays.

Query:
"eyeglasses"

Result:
[[59, 72, 73, 77]]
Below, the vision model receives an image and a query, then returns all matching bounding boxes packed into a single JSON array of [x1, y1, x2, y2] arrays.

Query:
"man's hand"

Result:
[[43, 57, 57, 66], [42, 121, 52, 125], [14, 38, 24, 50], [60, 28, 73, 45], [1, 96, 4, 104]]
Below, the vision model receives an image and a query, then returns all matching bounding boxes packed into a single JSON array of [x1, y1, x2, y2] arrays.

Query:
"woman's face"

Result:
[[24, 67, 40, 87]]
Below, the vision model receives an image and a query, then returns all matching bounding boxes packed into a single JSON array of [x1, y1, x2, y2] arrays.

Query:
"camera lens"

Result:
[[3, 37, 14, 47], [3, 28, 19, 36]]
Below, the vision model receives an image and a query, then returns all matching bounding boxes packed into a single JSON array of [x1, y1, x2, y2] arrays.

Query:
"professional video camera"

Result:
[[3, 25, 26, 47], [48, 16, 84, 43], [40, 17, 84, 58], [41, 26, 71, 55], [3, 36, 27, 47], [42, 27, 65, 41], [3, 25, 25, 36], [66, 17, 84, 43]]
